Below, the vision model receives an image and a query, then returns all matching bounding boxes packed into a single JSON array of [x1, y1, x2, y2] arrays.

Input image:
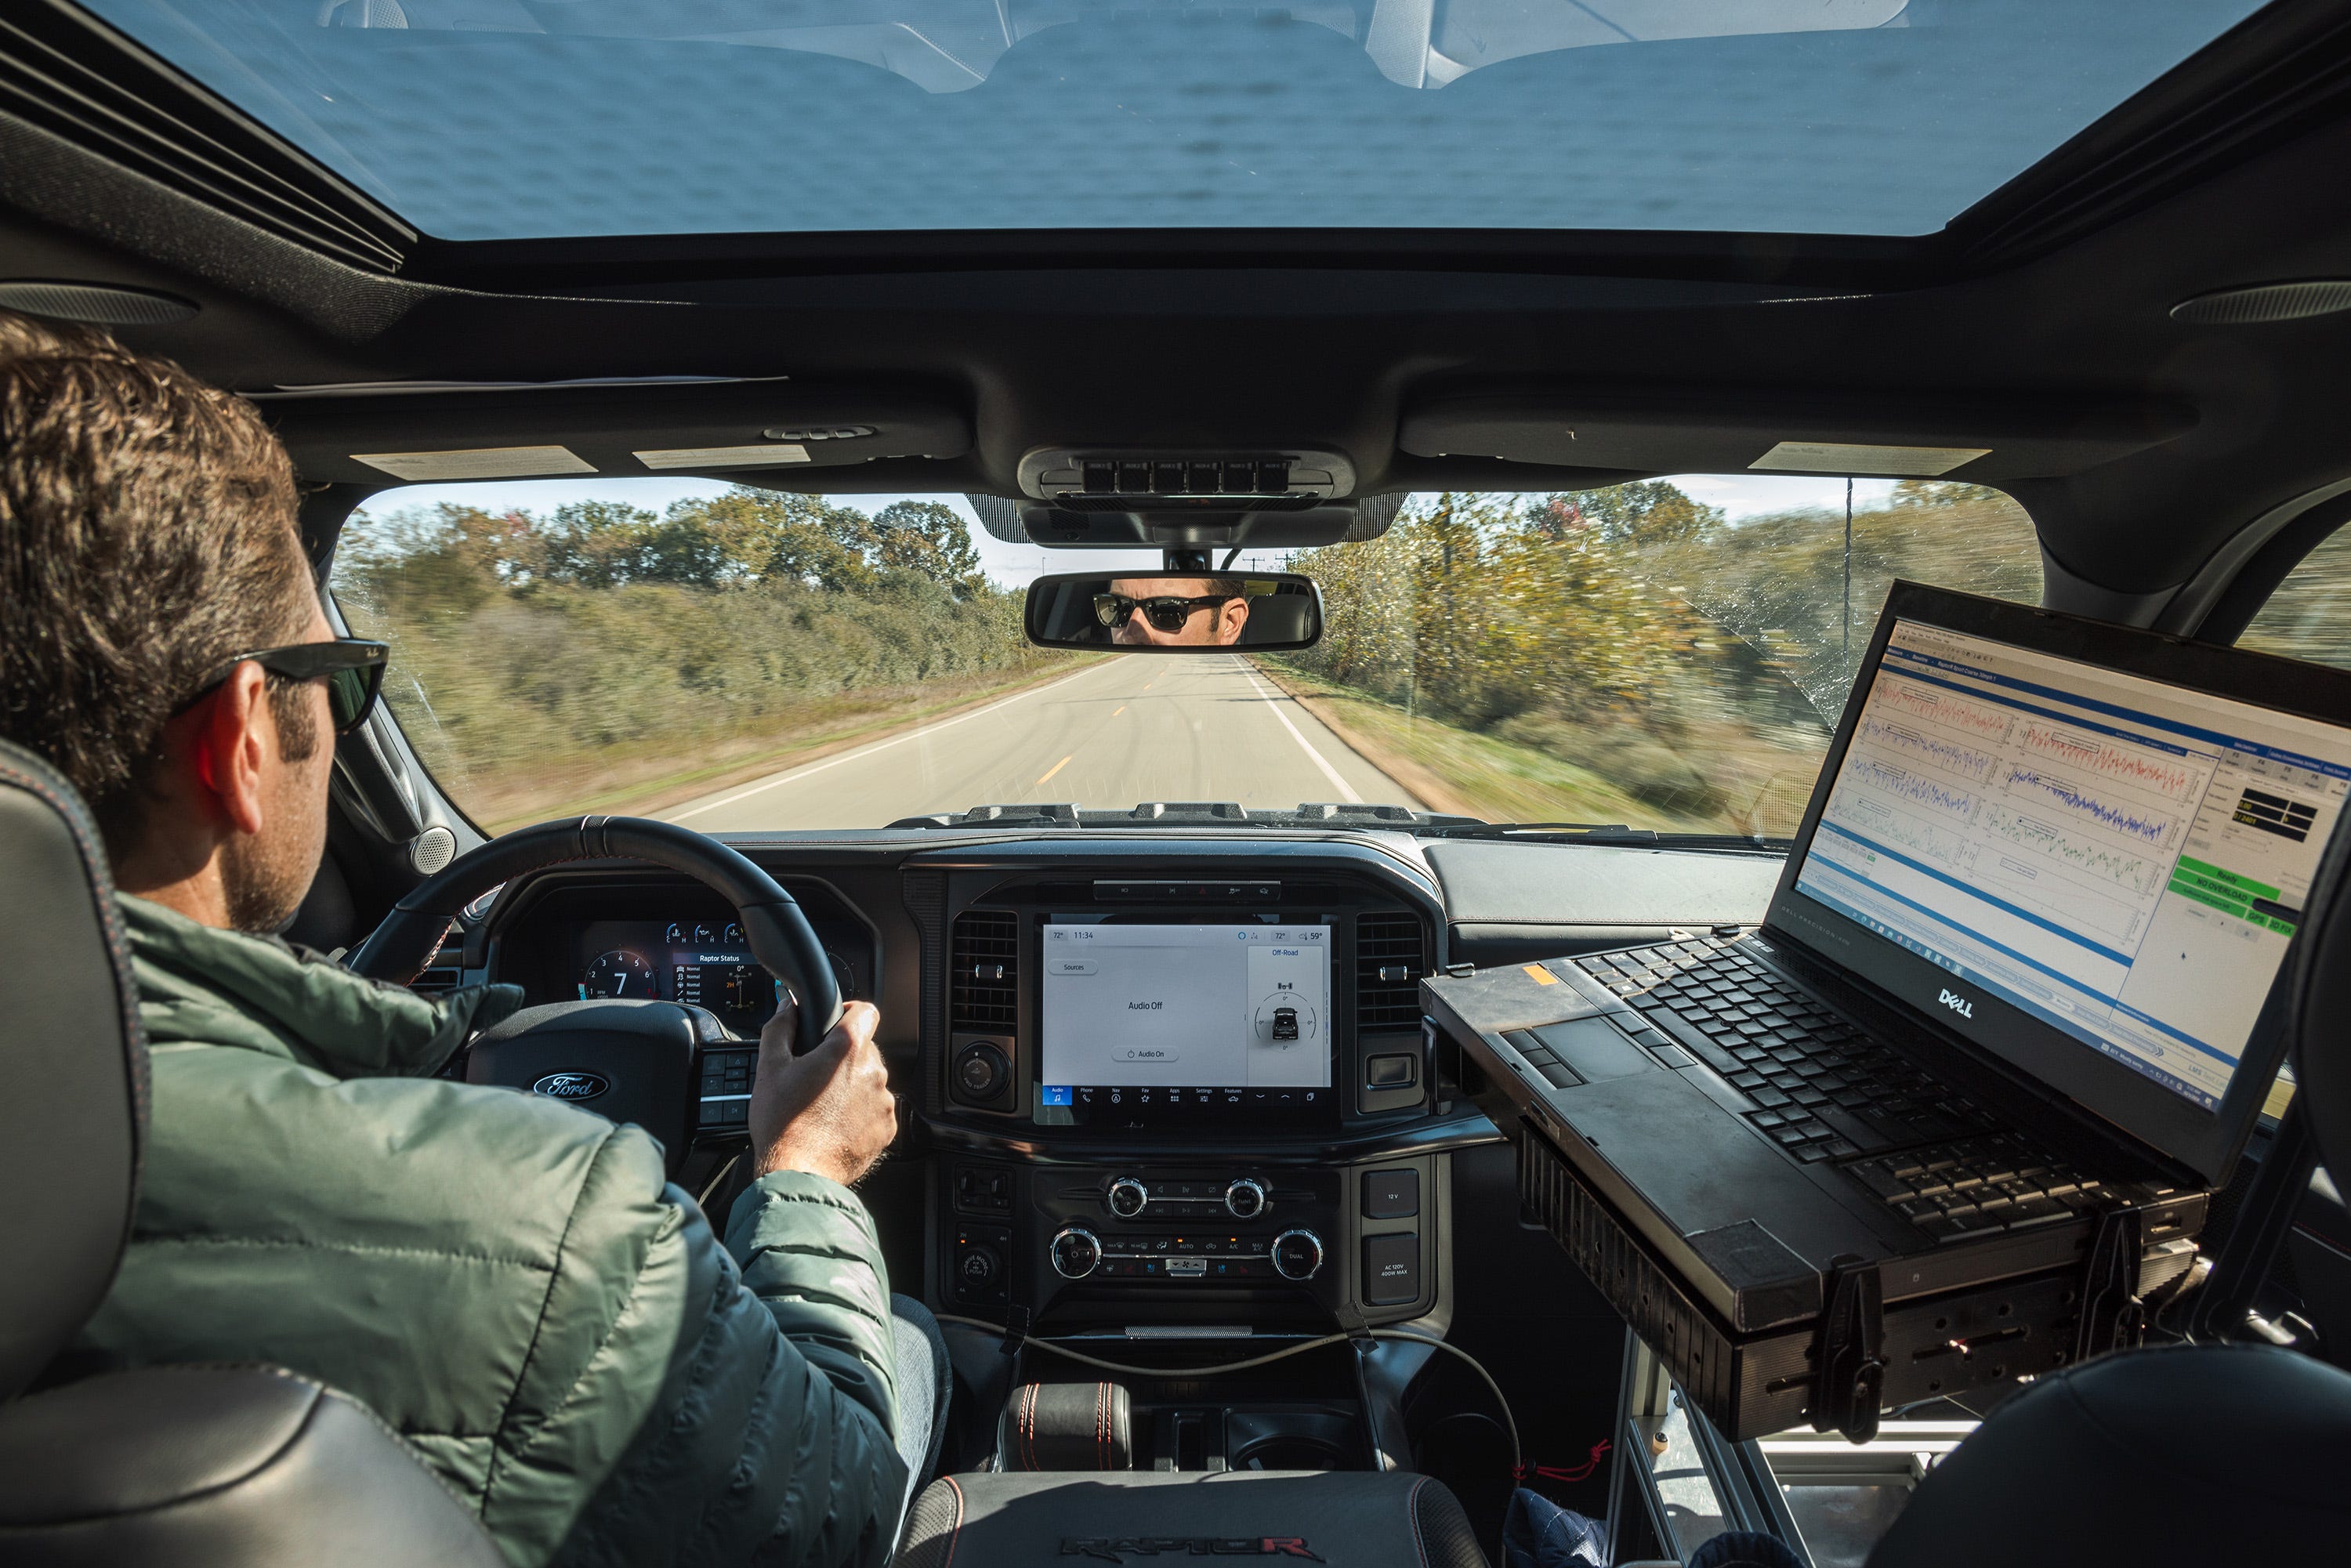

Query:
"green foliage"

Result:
[[1288, 482, 2043, 835], [332, 489, 1048, 824], [2239, 524, 2351, 675]]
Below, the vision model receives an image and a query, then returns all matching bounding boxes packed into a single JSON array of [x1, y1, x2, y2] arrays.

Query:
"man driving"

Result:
[[0, 313, 936, 1567], [1100, 575, 1252, 646]]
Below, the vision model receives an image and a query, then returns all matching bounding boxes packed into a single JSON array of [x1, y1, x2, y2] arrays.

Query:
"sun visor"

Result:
[[1399, 391, 2197, 483], [262, 380, 971, 486]]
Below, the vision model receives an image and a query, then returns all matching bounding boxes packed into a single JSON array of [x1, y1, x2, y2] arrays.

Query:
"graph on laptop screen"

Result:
[[1793, 620, 2351, 1111]]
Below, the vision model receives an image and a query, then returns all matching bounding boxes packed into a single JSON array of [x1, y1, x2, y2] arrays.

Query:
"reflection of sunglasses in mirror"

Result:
[[1093, 593, 1236, 632]]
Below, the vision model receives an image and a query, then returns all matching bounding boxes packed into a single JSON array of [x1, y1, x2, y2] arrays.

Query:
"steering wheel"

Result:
[[347, 817, 842, 1176]]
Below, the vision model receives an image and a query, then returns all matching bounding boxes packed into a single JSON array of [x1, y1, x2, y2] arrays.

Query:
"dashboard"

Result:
[[452, 832, 1783, 1337]]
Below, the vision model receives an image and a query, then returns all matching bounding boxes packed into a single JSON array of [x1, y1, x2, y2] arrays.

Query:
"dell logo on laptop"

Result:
[[1937, 989, 1974, 1020], [532, 1072, 610, 1102]]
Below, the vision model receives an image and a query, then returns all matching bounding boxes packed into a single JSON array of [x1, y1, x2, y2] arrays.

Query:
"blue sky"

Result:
[[348, 473, 1899, 589]]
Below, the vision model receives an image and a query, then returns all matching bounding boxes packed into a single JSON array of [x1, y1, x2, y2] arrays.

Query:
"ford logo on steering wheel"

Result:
[[531, 1071, 611, 1103]]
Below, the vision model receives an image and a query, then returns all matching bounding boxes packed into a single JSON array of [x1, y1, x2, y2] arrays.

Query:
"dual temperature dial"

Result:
[[1046, 1225, 1324, 1281], [1106, 1175, 1270, 1219]]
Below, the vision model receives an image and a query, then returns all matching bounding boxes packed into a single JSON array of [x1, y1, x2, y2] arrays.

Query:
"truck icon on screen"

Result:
[[1270, 1007, 1299, 1041]]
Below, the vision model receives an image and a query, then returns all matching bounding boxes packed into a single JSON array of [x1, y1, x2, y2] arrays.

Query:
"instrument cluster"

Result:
[[574, 918, 856, 1037]]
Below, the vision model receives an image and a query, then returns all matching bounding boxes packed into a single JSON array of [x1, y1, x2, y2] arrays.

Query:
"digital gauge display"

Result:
[[574, 920, 855, 1035], [581, 950, 654, 999]]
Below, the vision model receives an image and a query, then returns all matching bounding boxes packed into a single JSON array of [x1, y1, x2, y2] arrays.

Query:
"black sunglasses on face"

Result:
[[1093, 593, 1236, 633], [179, 639, 390, 734]]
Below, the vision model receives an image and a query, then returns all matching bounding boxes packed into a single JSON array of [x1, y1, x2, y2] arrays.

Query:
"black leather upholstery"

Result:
[[998, 1380, 1134, 1470], [0, 1367, 503, 1566], [900, 1471, 1484, 1568], [0, 741, 142, 1401], [1865, 1344, 2351, 1565], [0, 739, 500, 1568], [1867, 799, 2351, 1566]]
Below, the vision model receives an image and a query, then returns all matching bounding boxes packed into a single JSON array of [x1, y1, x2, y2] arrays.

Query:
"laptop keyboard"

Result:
[[1573, 941, 2099, 1242]]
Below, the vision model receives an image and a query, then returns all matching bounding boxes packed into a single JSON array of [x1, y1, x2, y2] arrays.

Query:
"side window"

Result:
[[2239, 527, 2351, 672]]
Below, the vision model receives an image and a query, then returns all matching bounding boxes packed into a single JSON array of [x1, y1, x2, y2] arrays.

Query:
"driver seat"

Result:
[[0, 739, 502, 1566]]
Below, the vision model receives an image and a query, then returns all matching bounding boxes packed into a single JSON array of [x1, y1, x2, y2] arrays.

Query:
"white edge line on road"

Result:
[[668, 658, 1122, 822], [1239, 662, 1363, 805]]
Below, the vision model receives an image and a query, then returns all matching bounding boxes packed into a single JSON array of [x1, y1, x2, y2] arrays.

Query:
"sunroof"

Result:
[[78, 1, 2263, 243]]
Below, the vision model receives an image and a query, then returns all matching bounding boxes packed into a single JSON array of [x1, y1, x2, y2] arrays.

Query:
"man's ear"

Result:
[[186, 662, 275, 836]]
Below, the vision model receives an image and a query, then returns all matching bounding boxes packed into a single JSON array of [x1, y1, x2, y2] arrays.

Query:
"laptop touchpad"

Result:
[[1528, 1017, 1654, 1082]]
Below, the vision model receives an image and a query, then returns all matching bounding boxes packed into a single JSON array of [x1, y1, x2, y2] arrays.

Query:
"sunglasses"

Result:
[[180, 639, 390, 734], [1094, 593, 1236, 633]]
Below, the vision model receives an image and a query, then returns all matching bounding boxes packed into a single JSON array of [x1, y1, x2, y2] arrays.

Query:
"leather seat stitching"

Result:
[[1406, 1476, 1430, 1568], [941, 1475, 966, 1568]]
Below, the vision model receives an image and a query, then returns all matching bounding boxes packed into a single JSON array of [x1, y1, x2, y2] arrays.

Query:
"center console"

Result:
[[918, 845, 1485, 1335]]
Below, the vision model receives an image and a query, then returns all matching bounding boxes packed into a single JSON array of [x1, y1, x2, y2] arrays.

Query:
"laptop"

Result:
[[1425, 581, 2351, 1345]]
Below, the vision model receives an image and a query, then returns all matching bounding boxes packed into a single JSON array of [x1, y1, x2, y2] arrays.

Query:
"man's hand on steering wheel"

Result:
[[750, 997, 894, 1186]]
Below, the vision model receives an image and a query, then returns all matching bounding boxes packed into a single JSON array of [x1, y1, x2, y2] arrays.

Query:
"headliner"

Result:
[[2, 0, 2349, 614]]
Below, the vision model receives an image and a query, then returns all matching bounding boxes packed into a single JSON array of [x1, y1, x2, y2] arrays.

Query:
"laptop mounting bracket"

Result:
[[1812, 1254, 1887, 1444]]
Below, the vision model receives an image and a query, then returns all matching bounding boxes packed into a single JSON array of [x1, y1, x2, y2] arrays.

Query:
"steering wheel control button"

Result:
[[1363, 1233, 1422, 1305], [1050, 1226, 1103, 1279], [1362, 1169, 1419, 1219], [1271, 1229, 1325, 1281], [1106, 1177, 1148, 1218], [1223, 1178, 1269, 1219]]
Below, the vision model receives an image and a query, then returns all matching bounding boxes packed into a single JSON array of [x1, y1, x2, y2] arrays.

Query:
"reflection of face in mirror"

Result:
[[1100, 577, 1251, 646]]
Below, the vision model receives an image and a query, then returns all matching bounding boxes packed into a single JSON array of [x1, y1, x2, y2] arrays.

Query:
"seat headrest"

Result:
[[1242, 594, 1313, 643], [0, 741, 145, 1400], [2289, 809, 2351, 1186]]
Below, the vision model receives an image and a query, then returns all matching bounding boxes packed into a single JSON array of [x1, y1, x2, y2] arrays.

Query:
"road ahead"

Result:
[[661, 654, 1411, 831]]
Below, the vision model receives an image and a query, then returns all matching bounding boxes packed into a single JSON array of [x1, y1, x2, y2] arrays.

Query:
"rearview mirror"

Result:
[[1023, 570, 1323, 653]]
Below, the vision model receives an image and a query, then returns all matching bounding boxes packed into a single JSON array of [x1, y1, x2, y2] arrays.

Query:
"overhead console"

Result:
[[970, 449, 1402, 551]]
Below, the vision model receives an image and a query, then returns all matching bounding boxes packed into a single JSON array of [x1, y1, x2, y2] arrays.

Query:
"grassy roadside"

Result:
[[447, 655, 1108, 832], [1251, 658, 1726, 831]]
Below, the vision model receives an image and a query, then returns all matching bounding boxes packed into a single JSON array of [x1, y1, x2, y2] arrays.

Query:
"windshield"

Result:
[[328, 476, 2041, 835], [79, 2, 2257, 239]]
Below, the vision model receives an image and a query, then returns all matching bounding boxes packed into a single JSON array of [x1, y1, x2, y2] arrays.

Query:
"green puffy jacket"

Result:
[[77, 896, 908, 1568]]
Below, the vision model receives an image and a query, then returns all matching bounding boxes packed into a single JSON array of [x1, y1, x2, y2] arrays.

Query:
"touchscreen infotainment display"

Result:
[[1038, 922, 1333, 1111]]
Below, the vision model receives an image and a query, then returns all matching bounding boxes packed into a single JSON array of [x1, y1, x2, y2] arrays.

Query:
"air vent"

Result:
[[1356, 912, 1426, 1031], [950, 910, 1018, 1030], [0, 281, 195, 325], [2172, 280, 2351, 325], [409, 962, 462, 996]]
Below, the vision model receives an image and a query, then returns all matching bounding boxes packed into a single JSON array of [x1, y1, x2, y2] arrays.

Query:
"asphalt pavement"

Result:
[[660, 654, 1410, 830]]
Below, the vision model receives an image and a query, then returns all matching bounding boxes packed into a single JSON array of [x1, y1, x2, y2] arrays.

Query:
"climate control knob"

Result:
[[1049, 1226, 1103, 1280], [1106, 1177, 1148, 1218], [1271, 1229, 1324, 1282], [1224, 1178, 1269, 1219]]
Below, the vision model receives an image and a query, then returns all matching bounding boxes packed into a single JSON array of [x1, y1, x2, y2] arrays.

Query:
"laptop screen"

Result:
[[1773, 591, 2351, 1175]]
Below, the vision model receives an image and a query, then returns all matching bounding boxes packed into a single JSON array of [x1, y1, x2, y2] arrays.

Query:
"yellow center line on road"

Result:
[[1036, 754, 1074, 786]]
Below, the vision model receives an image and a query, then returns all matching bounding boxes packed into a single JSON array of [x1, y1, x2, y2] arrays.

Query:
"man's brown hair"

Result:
[[0, 310, 317, 857]]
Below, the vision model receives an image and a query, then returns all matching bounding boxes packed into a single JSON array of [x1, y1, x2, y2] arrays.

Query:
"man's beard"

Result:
[[219, 823, 316, 935], [221, 691, 326, 936]]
